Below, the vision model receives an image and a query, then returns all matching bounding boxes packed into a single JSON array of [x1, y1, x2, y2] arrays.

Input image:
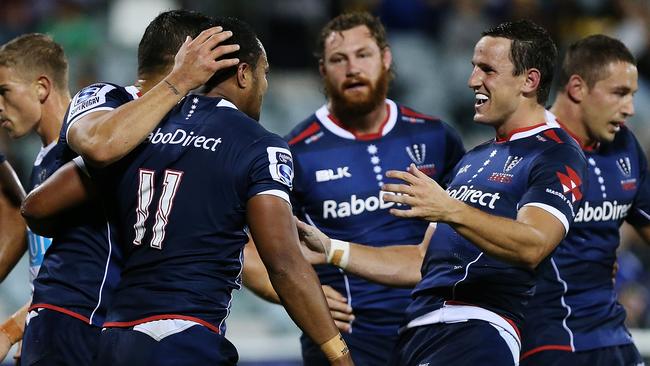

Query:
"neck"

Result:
[[38, 89, 70, 146], [328, 100, 387, 135], [494, 102, 547, 140], [137, 74, 165, 95], [549, 94, 592, 148]]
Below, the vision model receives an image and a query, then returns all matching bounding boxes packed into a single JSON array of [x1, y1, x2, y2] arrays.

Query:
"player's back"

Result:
[[99, 95, 291, 333]]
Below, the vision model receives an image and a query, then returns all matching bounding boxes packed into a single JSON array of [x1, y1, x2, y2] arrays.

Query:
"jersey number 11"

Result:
[[133, 168, 184, 249]]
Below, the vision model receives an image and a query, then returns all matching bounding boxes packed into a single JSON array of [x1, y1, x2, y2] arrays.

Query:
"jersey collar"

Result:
[[496, 110, 561, 143], [315, 99, 398, 140]]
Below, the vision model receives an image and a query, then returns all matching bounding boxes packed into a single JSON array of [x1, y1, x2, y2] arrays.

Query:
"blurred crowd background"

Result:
[[1, 0, 650, 364]]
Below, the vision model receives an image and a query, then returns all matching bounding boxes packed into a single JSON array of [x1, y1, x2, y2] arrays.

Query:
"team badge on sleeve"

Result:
[[267, 147, 294, 188], [67, 83, 116, 122]]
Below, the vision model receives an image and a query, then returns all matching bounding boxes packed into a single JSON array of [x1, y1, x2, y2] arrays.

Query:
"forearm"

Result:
[[268, 260, 341, 344], [343, 243, 422, 287], [69, 79, 185, 166], [0, 197, 26, 282], [242, 240, 280, 304], [21, 161, 93, 237]]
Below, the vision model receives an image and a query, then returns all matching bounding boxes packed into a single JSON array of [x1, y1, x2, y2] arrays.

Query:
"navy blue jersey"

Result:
[[521, 125, 650, 356], [30, 82, 136, 325], [406, 120, 587, 334], [286, 100, 465, 335], [27, 143, 58, 284], [92, 96, 293, 334]]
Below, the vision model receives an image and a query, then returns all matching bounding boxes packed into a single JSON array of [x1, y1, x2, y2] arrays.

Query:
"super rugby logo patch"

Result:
[[556, 165, 583, 203], [267, 147, 294, 189], [68, 83, 116, 122]]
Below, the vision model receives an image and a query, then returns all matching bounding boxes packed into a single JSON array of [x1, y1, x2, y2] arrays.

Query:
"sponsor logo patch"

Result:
[[315, 167, 351, 182], [556, 165, 583, 203], [267, 147, 293, 188]]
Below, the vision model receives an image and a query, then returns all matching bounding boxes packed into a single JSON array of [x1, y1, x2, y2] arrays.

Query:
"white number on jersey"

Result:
[[133, 169, 184, 249]]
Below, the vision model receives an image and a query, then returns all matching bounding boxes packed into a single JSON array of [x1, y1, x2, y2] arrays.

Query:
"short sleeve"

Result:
[[244, 136, 294, 205], [626, 138, 650, 226], [519, 144, 588, 235], [61, 83, 139, 144]]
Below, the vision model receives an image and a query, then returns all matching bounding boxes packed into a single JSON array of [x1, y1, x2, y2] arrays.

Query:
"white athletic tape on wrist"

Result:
[[327, 239, 350, 269]]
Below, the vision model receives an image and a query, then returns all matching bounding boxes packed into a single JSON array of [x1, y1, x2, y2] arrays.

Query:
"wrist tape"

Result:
[[320, 333, 349, 361], [327, 239, 350, 269]]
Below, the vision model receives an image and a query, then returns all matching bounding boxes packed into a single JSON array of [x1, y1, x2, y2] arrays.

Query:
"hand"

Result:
[[322, 285, 354, 333], [0, 332, 10, 362], [295, 218, 330, 264], [166, 26, 240, 94], [382, 164, 457, 222]]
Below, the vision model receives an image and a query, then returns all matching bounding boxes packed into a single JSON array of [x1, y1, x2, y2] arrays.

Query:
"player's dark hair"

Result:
[[0, 33, 69, 91], [558, 34, 636, 88], [482, 20, 557, 105], [137, 9, 215, 77], [202, 16, 262, 91]]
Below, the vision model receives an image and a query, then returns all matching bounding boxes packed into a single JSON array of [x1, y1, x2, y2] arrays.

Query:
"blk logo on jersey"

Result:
[[556, 166, 583, 203], [315, 167, 351, 182], [456, 164, 471, 176]]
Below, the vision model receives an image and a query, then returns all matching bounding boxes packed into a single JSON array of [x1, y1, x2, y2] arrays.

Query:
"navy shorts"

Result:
[[520, 343, 643, 366], [390, 320, 519, 366], [301, 331, 399, 366], [95, 323, 238, 366], [21, 308, 101, 366]]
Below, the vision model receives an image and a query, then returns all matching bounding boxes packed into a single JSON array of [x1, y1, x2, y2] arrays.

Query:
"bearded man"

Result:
[[284, 12, 465, 366]]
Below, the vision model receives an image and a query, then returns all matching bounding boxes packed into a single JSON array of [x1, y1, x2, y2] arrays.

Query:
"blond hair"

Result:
[[0, 33, 69, 91]]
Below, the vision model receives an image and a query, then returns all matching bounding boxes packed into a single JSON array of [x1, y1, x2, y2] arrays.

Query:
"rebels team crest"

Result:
[[406, 144, 426, 165], [488, 155, 523, 184], [556, 166, 583, 203], [406, 143, 436, 176]]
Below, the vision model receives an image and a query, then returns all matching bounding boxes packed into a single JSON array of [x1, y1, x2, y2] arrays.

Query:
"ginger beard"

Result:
[[325, 65, 390, 119]]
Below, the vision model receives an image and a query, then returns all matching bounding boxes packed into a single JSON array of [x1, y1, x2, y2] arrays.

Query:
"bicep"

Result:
[[66, 110, 111, 151], [517, 205, 566, 253], [246, 194, 299, 270]]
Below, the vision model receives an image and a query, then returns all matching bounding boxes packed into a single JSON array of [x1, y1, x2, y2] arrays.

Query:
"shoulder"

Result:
[[285, 114, 322, 147], [397, 104, 442, 124], [67, 82, 139, 123]]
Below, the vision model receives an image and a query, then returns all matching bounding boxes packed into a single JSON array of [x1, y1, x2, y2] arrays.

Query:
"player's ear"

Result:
[[521, 68, 541, 96], [35, 75, 52, 103], [381, 47, 392, 71], [236, 62, 251, 89], [318, 59, 326, 77], [566, 74, 586, 103]]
